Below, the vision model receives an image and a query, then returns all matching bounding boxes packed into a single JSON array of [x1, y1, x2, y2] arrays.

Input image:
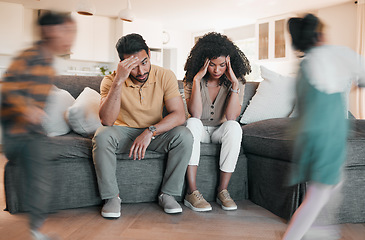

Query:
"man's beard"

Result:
[[130, 66, 151, 84]]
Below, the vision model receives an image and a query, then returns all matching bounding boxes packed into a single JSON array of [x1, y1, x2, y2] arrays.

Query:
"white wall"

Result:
[[23, 8, 37, 48], [317, 2, 357, 50], [112, 18, 165, 71], [0, 2, 24, 56], [248, 2, 357, 78], [0, 6, 35, 77], [224, 24, 255, 42], [163, 48, 177, 75], [162, 29, 193, 80], [316, 2, 359, 117], [121, 18, 163, 49]]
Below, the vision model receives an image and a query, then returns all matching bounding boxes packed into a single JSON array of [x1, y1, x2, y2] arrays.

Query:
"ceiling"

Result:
[[1, 0, 353, 31]]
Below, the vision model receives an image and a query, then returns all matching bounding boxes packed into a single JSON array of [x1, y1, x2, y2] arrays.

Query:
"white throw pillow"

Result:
[[240, 66, 296, 124], [42, 86, 75, 137], [66, 87, 102, 137], [289, 103, 299, 118]]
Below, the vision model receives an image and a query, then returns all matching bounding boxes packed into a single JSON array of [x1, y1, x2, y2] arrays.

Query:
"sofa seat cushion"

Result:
[[50, 132, 167, 160], [116, 151, 166, 160], [51, 133, 236, 161], [347, 120, 365, 167], [200, 143, 221, 156], [243, 118, 365, 167], [50, 132, 93, 159], [242, 118, 294, 162], [200, 142, 245, 156]]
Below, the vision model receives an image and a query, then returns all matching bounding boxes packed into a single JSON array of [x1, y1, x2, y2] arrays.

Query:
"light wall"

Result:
[[224, 24, 255, 42], [317, 2, 357, 50], [162, 29, 193, 80], [166, 1, 358, 81], [317, 2, 359, 117]]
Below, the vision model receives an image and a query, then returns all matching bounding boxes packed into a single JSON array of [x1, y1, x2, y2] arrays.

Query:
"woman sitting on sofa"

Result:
[[183, 32, 251, 212]]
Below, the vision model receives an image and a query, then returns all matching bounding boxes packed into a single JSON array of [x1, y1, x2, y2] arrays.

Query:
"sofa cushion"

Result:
[[238, 81, 260, 120], [66, 87, 102, 137], [242, 118, 294, 161], [50, 132, 94, 158], [42, 86, 75, 137], [240, 66, 296, 124], [200, 143, 221, 156]]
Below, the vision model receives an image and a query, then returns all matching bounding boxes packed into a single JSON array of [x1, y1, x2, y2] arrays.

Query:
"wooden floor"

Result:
[[0, 154, 364, 240]]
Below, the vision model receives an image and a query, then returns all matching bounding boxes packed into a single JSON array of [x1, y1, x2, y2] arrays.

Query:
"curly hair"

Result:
[[184, 32, 251, 86]]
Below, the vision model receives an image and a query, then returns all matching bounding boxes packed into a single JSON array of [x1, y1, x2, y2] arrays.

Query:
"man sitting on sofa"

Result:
[[92, 33, 193, 219]]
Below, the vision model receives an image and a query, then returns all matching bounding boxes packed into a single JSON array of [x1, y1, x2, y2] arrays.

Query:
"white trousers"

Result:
[[186, 118, 242, 173]]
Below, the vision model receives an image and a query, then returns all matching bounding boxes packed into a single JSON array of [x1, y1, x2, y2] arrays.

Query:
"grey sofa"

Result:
[[4, 75, 247, 214], [4, 75, 365, 224], [242, 117, 365, 223]]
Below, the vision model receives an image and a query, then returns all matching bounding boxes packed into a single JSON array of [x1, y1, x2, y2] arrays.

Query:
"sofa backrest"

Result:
[[241, 81, 259, 115], [54, 75, 103, 99], [53, 76, 259, 114]]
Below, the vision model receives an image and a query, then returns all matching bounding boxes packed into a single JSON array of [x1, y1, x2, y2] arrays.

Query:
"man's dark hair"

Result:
[[116, 33, 149, 61], [38, 11, 73, 26]]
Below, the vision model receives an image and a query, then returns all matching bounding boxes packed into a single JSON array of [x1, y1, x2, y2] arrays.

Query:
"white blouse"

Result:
[[303, 45, 365, 94]]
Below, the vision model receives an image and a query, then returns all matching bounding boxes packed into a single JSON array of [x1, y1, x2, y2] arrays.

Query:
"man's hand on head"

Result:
[[114, 56, 139, 84]]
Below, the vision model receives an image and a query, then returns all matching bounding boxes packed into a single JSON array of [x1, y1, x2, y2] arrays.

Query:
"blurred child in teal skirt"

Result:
[[283, 14, 365, 240]]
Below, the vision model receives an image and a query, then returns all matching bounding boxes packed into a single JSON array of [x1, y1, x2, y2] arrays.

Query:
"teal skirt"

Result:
[[289, 72, 348, 186]]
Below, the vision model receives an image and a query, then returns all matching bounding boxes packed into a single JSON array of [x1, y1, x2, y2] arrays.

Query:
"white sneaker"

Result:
[[101, 196, 121, 219], [158, 193, 182, 214]]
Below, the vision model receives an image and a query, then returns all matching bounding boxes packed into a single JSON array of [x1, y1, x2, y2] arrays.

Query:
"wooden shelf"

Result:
[[275, 19, 286, 58], [257, 16, 292, 61], [258, 23, 269, 60]]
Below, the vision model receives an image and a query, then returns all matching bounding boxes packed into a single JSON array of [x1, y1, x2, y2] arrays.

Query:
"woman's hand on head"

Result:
[[225, 56, 239, 85], [193, 58, 210, 83]]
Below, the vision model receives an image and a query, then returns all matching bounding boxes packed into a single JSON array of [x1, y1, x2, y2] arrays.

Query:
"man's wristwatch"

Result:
[[148, 125, 157, 139]]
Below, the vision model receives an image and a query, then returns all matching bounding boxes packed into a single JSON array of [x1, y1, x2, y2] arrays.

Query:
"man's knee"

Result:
[[172, 126, 194, 146], [92, 126, 116, 148]]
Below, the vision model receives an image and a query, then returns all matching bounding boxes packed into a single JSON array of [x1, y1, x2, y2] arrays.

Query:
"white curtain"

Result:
[[350, 0, 365, 119]]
